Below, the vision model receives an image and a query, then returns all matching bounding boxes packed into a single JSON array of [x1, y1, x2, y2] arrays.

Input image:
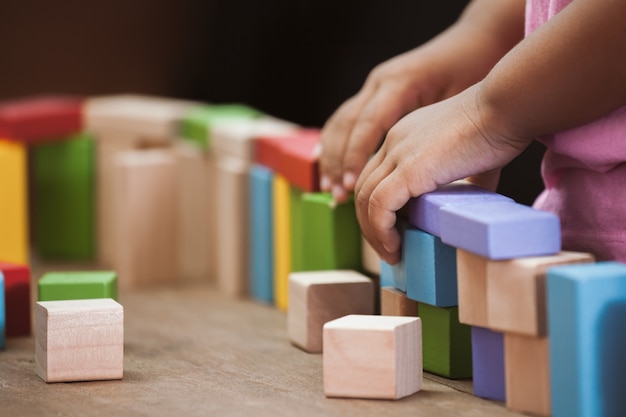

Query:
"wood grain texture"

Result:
[[456, 250, 489, 327], [380, 287, 418, 317], [35, 298, 123, 383]]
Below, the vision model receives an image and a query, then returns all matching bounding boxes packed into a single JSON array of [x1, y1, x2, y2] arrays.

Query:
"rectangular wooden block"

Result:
[[471, 326, 505, 402], [440, 201, 560, 260], [323, 314, 422, 399], [380, 287, 418, 317], [487, 251, 594, 336], [405, 227, 457, 307], [38, 271, 118, 302], [273, 174, 291, 311], [288, 270, 374, 353], [35, 298, 123, 383], [274, 130, 321, 192], [380, 259, 404, 289], [113, 149, 178, 290], [300, 193, 362, 271], [289, 185, 304, 272], [0, 95, 83, 143], [32, 133, 96, 260], [361, 235, 381, 276], [249, 164, 275, 303], [0, 273, 5, 349], [547, 262, 626, 417], [419, 302, 472, 379], [456, 250, 489, 327], [0, 139, 28, 265], [407, 182, 512, 237], [504, 334, 551, 416], [0, 262, 31, 336]]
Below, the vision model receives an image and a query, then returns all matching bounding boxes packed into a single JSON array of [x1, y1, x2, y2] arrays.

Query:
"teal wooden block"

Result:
[[419, 302, 472, 379], [405, 227, 457, 307], [38, 271, 118, 302], [249, 165, 274, 303], [300, 193, 362, 271], [548, 262, 626, 417], [32, 133, 95, 260], [289, 186, 304, 272], [0, 272, 5, 350]]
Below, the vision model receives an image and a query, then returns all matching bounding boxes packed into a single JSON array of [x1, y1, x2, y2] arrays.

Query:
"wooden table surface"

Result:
[[1, 279, 525, 417]]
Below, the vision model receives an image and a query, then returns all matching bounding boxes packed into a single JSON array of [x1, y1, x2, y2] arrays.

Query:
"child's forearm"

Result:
[[479, 0, 626, 141]]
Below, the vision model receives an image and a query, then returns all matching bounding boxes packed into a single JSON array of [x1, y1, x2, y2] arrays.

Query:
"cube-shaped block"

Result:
[[487, 251, 594, 336], [440, 201, 560, 260], [38, 271, 118, 302], [548, 262, 626, 417], [288, 270, 374, 353], [407, 182, 512, 237], [249, 165, 274, 303], [405, 227, 457, 307], [0, 262, 31, 336], [35, 298, 124, 382], [419, 303, 472, 379], [472, 326, 505, 402], [380, 287, 418, 317], [323, 314, 422, 399]]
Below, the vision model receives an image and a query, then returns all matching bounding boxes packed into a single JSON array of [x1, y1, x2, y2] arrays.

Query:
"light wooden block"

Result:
[[288, 270, 374, 353], [0, 262, 31, 336], [380, 287, 418, 317], [361, 235, 381, 276], [504, 334, 551, 416], [487, 251, 594, 336], [35, 298, 123, 382], [323, 314, 422, 399], [0, 139, 28, 265], [113, 149, 178, 290], [456, 249, 489, 327], [273, 174, 291, 311]]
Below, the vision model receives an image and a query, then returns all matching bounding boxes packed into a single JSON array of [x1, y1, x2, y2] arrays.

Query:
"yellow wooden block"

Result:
[[273, 174, 291, 311], [0, 139, 28, 264]]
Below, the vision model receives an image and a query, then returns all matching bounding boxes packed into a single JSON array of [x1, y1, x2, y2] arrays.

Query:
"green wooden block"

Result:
[[419, 302, 472, 379], [179, 104, 262, 149], [289, 186, 304, 272], [38, 271, 118, 302], [32, 133, 95, 260], [300, 193, 362, 271]]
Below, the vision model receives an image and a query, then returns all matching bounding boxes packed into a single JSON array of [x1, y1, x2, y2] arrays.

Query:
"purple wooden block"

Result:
[[408, 183, 512, 237], [440, 201, 560, 260], [472, 326, 506, 402]]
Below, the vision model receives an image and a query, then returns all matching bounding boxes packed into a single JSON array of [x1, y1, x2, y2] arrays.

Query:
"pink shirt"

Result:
[[527, 0, 626, 261]]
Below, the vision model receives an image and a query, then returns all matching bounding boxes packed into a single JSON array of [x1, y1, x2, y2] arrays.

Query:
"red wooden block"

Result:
[[254, 135, 292, 170], [0, 262, 31, 336], [0, 96, 83, 143], [277, 130, 320, 192]]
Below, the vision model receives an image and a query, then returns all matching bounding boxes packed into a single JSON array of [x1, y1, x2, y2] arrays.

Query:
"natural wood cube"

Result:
[[35, 298, 124, 383], [323, 314, 422, 399]]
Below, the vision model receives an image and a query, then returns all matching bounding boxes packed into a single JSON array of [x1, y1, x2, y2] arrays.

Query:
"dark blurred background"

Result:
[[0, 0, 544, 205]]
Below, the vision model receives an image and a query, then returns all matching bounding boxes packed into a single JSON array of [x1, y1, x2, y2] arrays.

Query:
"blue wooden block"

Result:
[[472, 326, 505, 402], [0, 272, 5, 350], [548, 262, 626, 417], [405, 227, 457, 307], [380, 260, 405, 291], [249, 164, 274, 303], [440, 201, 560, 260], [407, 182, 512, 237]]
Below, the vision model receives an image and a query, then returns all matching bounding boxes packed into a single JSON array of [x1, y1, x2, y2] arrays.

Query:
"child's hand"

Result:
[[354, 85, 532, 264]]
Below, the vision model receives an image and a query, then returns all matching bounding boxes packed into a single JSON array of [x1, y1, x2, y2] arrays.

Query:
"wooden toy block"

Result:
[[32, 133, 96, 260], [361, 235, 381, 276], [273, 174, 291, 311], [38, 271, 118, 302], [174, 141, 215, 282], [0, 139, 28, 265], [288, 186, 304, 272], [471, 326, 505, 402], [418, 302, 472, 379], [300, 193, 362, 271], [487, 251, 594, 336], [440, 201, 561, 260], [456, 250, 489, 327], [405, 227, 458, 307], [35, 298, 123, 383], [380, 259, 406, 291], [547, 262, 626, 417], [179, 104, 262, 150], [407, 181, 512, 237], [0, 273, 5, 349], [249, 164, 275, 303], [0, 262, 31, 336], [288, 270, 374, 353], [113, 149, 178, 290], [504, 334, 550, 416], [323, 314, 422, 399], [380, 287, 418, 317], [0, 96, 83, 143], [275, 130, 321, 192]]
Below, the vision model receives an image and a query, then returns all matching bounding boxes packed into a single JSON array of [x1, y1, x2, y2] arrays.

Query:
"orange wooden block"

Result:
[[380, 287, 418, 317], [456, 249, 489, 327], [504, 334, 551, 416]]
